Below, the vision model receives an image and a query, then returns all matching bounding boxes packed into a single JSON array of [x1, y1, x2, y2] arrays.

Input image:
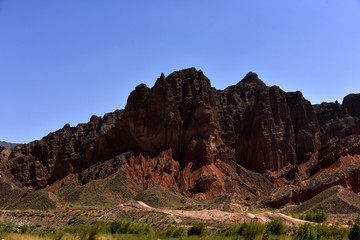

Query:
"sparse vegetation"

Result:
[[289, 185, 360, 215], [0, 210, 359, 240], [7, 190, 57, 210]]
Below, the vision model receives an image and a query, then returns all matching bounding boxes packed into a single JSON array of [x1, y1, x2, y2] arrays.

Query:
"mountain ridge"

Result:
[[0, 141, 18, 149], [1, 67, 360, 211]]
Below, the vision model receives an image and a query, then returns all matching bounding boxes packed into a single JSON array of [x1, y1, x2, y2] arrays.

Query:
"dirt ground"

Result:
[[116, 200, 309, 225], [1, 200, 354, 230]]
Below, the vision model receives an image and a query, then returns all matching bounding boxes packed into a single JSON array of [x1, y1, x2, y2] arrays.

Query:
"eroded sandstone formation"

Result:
[[0, 110, 123, 187], [1, 68, 360, 208]]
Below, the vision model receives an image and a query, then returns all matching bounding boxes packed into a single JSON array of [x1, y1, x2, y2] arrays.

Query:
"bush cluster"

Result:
[[316, 223, 347, 240], [267, 218, 287, 235], [299, 211, 328, 223], [241, 222, 265, 239], [297, 223, 318, 240], [164, 226, 187, 238], [223, 221, 266, 239], [188, 222, 208, 236], [63, 224, 104, 240], [110, 219, 153, 235]]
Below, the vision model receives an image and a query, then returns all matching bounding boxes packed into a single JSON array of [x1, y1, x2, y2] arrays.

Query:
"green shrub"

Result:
[[267, 219, 287, 235], [240, 222, 265, 240], [188, 222, 208, 237], [39, 226, 56, 236], [313, 211, 328, 223], [305, 212, 315, 222], [316, 223, 347, 240], [19, 224, 29, 234], [299, 213, 306, 220], [356, 214, 360, 225], [143, 224, 154, 235], [128, 223, 145, 234], [63, 224, 106, 240], [263, 224, 272, 240], [224, 226, 241, 237], [87, 225, 100, 240], [3, 221, 15, 233], [165, 226, 175, 237], [297, 223, 318, 240], [173, 227, 187, 237], [109, 219, 153, 235], [110, 219, 131, 234], [349, 224, 360, 240], [303, 211, 328, 223]]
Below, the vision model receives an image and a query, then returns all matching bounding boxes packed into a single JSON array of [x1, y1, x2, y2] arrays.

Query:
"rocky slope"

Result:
[[1, 68, 360, 211]]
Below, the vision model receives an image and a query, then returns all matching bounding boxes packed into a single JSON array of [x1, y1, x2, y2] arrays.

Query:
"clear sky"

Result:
[[0, 0, 360, 143]]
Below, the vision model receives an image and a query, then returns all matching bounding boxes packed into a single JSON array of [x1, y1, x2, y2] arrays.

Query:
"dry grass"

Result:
[[4, 233, 51, 240]]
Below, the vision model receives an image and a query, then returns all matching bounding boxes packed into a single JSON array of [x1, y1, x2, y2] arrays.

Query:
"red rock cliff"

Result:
[[2, 68, 360, 207]]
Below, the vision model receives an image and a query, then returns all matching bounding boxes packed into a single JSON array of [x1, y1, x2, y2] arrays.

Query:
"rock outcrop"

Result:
[[0, 110, 123, 187], [343, 94, 360, 117], [286, 91, 320, 164], [217, 73, 297, 173], [92, 68, 228, 168], [1, 68, 360, 209]]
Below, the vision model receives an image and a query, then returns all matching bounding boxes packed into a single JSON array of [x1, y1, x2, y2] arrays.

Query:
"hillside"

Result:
[[0, 141, 17, 148], [1, 68, 360, 212], [288, 185, 360, 214]]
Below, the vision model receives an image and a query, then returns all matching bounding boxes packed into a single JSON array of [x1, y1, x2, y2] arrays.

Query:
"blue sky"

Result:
[[1, 0, 360, 143]]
